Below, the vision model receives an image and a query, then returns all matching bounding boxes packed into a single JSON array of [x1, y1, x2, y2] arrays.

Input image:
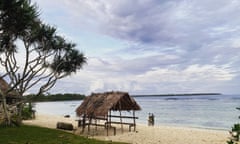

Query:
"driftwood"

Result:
[[64, 115, 70, 118], [56, 122, 73, 130]]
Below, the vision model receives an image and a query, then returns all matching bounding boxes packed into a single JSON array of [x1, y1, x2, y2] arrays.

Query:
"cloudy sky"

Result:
[[32, 0, 240, 95]]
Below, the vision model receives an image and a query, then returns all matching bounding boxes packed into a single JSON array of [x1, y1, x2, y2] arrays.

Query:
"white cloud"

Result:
[[89, 80, 105, 92], [30, 0, 240, 94], [48, 57, 236, 95]]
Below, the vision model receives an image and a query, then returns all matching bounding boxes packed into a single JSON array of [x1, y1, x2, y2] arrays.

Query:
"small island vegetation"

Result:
[[25, 93, 86, 102]]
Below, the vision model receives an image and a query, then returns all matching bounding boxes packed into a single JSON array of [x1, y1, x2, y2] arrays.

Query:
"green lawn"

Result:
[[0, 125, 127, 144]]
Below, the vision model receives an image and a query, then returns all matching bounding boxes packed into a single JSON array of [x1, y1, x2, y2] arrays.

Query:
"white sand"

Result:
[[23, 113, 229, 144], [24, 113, 78, 129], [104, 125, 229, 144]]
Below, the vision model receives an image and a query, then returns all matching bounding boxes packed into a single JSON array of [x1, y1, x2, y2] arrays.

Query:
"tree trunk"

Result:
[[1, 97, 11, 125], [16, 103, 23, 125]]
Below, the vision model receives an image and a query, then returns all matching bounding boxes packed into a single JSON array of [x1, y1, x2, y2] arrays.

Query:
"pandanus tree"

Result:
[[0, 0, 86, 125]]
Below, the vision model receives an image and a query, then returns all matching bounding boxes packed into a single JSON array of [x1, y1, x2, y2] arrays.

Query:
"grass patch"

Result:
[[0, 125, 127, 144]]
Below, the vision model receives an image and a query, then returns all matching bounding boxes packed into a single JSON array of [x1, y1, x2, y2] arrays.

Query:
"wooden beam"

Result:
[[107, 115, 138, 119], [106, 121, 135, 125], [105, 121, 135, 132], [92, 116, 107, 120]]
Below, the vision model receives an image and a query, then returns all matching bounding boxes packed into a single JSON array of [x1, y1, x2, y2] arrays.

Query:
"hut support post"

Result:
[[119, 110, 123, 133], [119, 100, 124, 133], [133, 110, 136, 131], [109, 110, 111, 126], [81, 114, 86, 133], [88, 118, 92, 134], [106, 111, 110, 136], [95, 118, 97, 133]]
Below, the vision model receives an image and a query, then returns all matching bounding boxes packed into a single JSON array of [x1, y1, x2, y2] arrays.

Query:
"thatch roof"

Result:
[[0, 77, 9, 93], [0, 77, 19, 98], [76, 91, 141, 117]]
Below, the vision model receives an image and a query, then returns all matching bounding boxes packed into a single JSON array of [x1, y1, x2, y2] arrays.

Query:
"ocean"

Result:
[[35, 94, 240, 130]]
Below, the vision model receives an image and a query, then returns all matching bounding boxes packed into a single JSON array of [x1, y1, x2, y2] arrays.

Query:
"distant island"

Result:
[[24, 93, 222, 101], [25, 93, 86, 102], [132, 93, 222, 97]]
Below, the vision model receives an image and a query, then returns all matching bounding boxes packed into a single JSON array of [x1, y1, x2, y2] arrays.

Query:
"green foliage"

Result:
[[26, 93, 85, 102], [0, 125, 126, 144], [0, 0, 39, 52], [0, 0, 87, 125], [0, 0, 87, 96], [51, 47, 86, 75], [0, 0, 87, 127], [232, 123, 240, 132], [227, 140, 235, 144], [227, 107, 240, 144], [22, 102, 35, 120]]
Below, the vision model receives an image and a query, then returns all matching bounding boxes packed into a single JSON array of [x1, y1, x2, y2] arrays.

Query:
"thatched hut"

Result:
[[0, 77, 20, 104], [0, 77, 21, 122], [76, 91, 141, 135]]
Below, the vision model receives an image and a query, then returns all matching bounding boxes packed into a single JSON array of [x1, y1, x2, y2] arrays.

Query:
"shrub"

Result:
[[22, 102, 35, 120], [227, 107, 240, 144]]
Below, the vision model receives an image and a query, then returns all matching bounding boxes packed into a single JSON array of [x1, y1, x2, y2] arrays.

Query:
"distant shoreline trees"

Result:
[[25, 93, 85, 102]]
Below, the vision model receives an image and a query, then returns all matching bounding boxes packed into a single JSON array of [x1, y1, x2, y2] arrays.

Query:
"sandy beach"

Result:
[[23, 113, 230, 144]]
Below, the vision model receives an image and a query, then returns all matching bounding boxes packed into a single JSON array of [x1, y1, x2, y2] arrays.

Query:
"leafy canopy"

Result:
[[0, 0, 87, 96]]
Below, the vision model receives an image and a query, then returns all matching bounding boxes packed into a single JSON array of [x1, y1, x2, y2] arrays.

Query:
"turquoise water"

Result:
[[35, 94, 240, 130]]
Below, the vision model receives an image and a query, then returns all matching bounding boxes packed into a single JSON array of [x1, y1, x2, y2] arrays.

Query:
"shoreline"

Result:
[[23, 113, 229, 144], [31, 113, 230, 131], [151, 122, 229, 131]]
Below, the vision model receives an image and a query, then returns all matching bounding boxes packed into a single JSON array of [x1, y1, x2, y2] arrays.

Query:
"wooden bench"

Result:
[[86, 123, 116, 135], [108, 115, 138, 119], [76, 116, 107, 127], [105, 121, 136, 132], [75, 120, 116, 135]]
